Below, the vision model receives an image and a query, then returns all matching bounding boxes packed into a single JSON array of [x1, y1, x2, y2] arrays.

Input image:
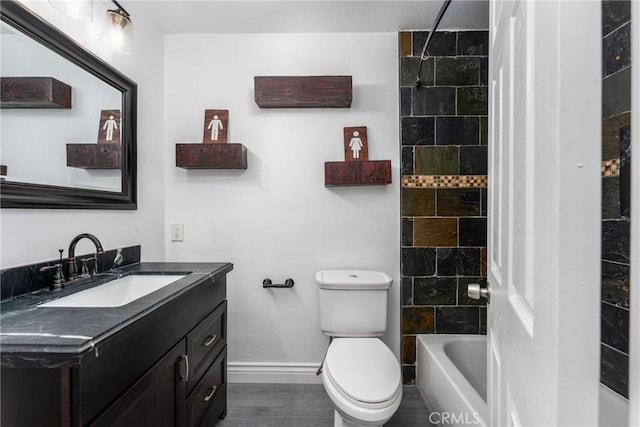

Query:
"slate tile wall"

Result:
[[600, 0, 632, 399], [399, 30, 489, 384]]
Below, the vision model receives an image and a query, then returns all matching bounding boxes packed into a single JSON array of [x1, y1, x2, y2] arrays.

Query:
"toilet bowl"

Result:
[[321, 338, 402, 427], [316, 270, 401, 426]]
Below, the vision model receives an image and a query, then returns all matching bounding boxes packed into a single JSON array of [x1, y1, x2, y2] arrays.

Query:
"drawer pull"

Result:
[[203, 386, 217, 402], [181, 355, 189, 382], [203, 334, 217, 347]]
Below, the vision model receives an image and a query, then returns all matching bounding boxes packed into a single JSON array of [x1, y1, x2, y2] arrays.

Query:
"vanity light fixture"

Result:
[[100, 0, 132, 55], [48, 0, 93, 22]]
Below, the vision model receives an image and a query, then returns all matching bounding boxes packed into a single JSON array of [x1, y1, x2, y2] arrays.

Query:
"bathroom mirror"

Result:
[[0, 0, 137, 209]]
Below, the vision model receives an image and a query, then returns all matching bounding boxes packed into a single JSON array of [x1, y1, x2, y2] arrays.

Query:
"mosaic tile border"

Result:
[[602, 158, 621, 177], [402, 175, 488, 188], [403, 161, 620, 187]]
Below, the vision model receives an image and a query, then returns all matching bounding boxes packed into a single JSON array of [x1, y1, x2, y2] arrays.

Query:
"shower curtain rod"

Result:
[[415, 0, 452, 88]]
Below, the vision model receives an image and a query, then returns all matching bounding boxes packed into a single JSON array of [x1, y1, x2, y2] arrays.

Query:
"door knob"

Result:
[[467, 283, 490, 302]]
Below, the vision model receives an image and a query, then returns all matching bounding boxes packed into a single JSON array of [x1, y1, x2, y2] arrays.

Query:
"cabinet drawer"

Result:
[[187, 346, 226, 427], [187, 301, 226, 392]]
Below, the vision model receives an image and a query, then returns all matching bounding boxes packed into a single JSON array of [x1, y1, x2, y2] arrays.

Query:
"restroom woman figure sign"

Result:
[[349, 131, 363, 158], [343, 126, 369, 161], [202, 109, 229, 143]]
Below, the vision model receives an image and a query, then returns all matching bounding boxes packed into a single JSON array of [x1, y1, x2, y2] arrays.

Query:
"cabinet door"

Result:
[[89, 340, 187, 427], [0, 367, 72, 427]]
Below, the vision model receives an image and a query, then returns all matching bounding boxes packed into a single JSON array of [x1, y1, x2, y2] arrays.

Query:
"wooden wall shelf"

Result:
[[254, 76, 352, 108], [1, 77, 72, 109], [176, 143, 247, 169], [66, 144, 121, 169], [324, 160, 392, 186]]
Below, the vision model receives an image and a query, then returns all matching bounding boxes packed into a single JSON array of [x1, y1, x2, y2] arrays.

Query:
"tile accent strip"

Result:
[[602, 158, 621, 176], [402, 174, 488, 188], [406, 161, 620, 183]]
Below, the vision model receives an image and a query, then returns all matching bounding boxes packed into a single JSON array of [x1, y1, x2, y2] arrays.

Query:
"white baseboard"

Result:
[[228, 362, 323, 384]]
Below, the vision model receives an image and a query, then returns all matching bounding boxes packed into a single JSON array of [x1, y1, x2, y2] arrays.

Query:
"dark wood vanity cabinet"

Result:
[[90, 301, 228, 427], [1, 268, 229, 427]]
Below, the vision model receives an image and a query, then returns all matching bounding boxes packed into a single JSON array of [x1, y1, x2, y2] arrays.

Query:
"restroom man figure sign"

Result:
[[203, 109, 229, 143], [343, 126, 369, 161], [97, 109, 121, 144]]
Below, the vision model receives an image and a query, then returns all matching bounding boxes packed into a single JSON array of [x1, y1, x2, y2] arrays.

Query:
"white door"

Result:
[[488, 0, 601, 425]]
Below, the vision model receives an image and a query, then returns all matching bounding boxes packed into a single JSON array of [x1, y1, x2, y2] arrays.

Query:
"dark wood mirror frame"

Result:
[[0, 0, 137, 209]]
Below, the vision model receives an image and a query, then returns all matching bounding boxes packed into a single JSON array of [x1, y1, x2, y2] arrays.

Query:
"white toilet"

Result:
[[316, 270, 402, 427]]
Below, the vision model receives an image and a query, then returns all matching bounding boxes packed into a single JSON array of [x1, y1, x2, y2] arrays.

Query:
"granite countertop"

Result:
[[0, 262, 232, 367]]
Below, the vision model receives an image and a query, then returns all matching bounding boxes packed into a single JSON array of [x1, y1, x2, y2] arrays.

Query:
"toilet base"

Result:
[[334, 410, 382, 427]]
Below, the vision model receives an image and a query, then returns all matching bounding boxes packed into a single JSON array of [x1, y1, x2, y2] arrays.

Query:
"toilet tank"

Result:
[[316, 270, 392, 337]]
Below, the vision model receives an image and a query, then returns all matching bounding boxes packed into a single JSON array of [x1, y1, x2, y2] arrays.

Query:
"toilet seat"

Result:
[[324, 338, 402, 410]]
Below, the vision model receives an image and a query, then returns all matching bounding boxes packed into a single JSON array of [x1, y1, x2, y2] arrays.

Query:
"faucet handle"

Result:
[[79, 257, 97, 277], [39, 264, 65, 290], [112, 248, 124, 268]]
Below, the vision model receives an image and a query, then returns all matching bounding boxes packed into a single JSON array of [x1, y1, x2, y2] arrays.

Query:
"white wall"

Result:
[[164, 33, 400, 382], [0, 0, 166, 266]]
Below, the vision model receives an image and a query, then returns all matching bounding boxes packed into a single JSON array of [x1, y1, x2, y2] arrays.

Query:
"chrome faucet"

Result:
[[67, 233, 104, 280]]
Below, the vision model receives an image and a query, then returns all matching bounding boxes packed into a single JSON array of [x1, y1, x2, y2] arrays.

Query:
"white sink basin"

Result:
[[38, 274, 186, 308]]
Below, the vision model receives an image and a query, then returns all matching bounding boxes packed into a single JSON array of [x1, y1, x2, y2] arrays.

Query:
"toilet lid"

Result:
[[324, 338, 401, 404]]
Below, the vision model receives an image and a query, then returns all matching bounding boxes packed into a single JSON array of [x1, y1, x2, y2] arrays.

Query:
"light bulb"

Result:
[[100, 9, 132, 55]]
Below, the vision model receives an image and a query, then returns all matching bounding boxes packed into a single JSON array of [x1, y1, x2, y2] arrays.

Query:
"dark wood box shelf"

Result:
[[66, 144, 121, 169], [324, 160, 392, 186], [254, 76, 352, 108], [176, 143, 247, 169], [1, 77, 71, 109]]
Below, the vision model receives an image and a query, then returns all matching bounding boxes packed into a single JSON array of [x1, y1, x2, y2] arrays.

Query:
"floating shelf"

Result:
[[324, 160, 392, 186], [1, 77, 72, 109], [66, 144, 121, 169], [176, 143, 247, 169], [254, 76, 352, 108]]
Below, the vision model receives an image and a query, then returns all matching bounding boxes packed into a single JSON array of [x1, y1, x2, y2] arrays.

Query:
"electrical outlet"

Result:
[[171, 223, 184, 242]]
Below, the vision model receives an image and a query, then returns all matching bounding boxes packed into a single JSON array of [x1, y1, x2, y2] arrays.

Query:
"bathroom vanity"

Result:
[[0, 262, 232, 427]]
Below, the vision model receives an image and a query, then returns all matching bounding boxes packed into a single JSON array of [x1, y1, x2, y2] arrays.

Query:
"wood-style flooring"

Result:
[[218, 383, 432, 426]]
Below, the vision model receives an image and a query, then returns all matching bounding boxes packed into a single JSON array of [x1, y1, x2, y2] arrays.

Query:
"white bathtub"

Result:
[[416, 334, 629, 427]]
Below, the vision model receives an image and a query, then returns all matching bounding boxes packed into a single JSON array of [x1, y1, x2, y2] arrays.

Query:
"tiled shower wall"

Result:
[[398, 30, 489, 384], [600, 0, 632, 399]]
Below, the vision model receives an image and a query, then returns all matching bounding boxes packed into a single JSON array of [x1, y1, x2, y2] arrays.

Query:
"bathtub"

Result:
[[416, 334, 629, 427], [417, 335, 488, 426]]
